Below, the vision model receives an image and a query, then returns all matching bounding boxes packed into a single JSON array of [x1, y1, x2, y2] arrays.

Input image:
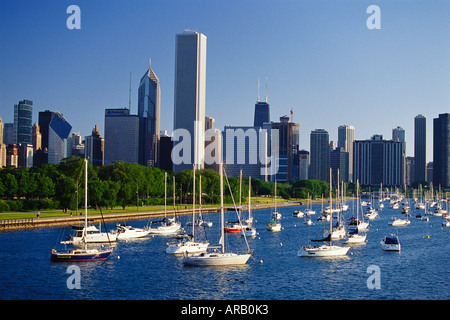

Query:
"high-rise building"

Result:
[[38, 110, 56, 151], [173, 30, 207, 171], [330, 147, 349, 185], [32, 123, 41, 152], [433, 113, 450, 189], [270, 115, 300, 181], [159, 133, 173, 172], [138, 60, 160, 167], [0, 118, 6, 167], [13, 99, 33, 145], [298, 150, 309, 180], [353, 135, 404, 187], [3, 122, 13, 145], [47, 112, 73, 164], [309, 129, 329, 182], [104, 108, 139, 164], [85, 125, 104, 166], [414, 114, 426, 183], [337, 124, 355, 182], [254, 101, 270, 128]]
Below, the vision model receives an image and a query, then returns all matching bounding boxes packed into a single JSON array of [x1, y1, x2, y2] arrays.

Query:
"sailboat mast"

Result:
[[248, 177, 251, 218], [164, 172, 167, 221], [329, 168, 333, 245], [84, 159, 88, 250], [192, 165, 196, 238], [219, 162, 224, 254]]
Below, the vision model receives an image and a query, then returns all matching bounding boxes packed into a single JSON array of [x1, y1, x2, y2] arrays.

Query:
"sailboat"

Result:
[[224, 170, 244, 234], [304, 193, 316, 216], [51, 159, 114, 262], [182, 163, 251, 266], [267, 181, 282, 231], [147, 172, 181, 235], [241, 177, 256, 237], [298, 169, 350, 257], [115, 224, 150, 240], [166, 168, 209, 255], [348, 180, 369, 232]]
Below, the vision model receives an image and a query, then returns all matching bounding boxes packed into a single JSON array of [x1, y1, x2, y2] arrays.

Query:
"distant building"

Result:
[[6, 144, 18, 167], [32, 123, 41, 153], [338, 124, 355, 182], [414, 115, 426, 183], [13, 99, 33, 145], [254, 101, 270, 128], [47, 112, 73, 164], [309, 129, 329, 182], [405, 156, 415, 186], [3, 122, 13, 145], [104, 108, 139, 164], [0, 118, 6, 167], [173, 30, 207, 171], [353, 135, 404, 187], [85, 125, 104, 166], [298, 150, 309, 180], [138, 60, 160, 167], [270, 115, 300, 182], [433, 113, 450, 189], [330, 147, 349, 184], [159, 134, 173, 172], [17, 144, 33, 168]]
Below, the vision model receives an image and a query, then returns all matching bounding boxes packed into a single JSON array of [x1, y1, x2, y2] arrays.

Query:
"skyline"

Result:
[[1, 0, 449, 163]]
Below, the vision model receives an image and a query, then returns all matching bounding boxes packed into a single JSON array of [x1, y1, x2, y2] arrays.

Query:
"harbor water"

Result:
[[0, 201, 448, 300]]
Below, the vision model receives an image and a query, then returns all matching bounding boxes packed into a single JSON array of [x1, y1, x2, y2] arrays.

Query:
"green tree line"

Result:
[[0, 156, 340, 213]]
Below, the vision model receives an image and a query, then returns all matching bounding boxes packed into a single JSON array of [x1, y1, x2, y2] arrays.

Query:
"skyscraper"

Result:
[[353, 135, 404, 187], [138, 60, 160, 167], [253, 78, 270, 127], [433, 113, 450, 189], [173, 30, 207, 171], [47, 112, 73, 164], [13, 99, 33, 145], [104, 108, 139, 164], [337, 124, 355, 182], [309, 129, 329, 182], [414, 115, 426, 183], [85, 125, 104, 166]]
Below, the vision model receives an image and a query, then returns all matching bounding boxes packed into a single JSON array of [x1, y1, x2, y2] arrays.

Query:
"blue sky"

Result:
[[1, 0, 449, 162]]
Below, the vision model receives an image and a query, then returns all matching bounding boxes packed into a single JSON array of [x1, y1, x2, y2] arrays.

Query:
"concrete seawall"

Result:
[[0, 201, 303, 231]]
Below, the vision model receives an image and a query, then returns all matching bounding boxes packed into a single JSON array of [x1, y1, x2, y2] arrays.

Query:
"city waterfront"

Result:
[[0, 201, 448, 300]]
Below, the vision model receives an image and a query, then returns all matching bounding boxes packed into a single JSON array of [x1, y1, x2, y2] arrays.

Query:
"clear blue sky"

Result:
[[1, 0, 449, 162]]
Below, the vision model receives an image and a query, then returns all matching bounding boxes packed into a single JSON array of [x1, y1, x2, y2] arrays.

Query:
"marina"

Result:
[[0, 197, 449, 300]]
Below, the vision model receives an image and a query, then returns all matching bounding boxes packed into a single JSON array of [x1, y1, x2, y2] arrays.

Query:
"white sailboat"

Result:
[[182, 163, 251, 266], [344, 180, 367, 244], [51, 159, 114, 262], [298, 169, 350, 257], [267, 181, 282, 232], [166, 168, 209, 255], [147, 172, 181, 235], [304, 194, 316, 215], [389, 217, 411, 226], [241, 177, 256, 237]]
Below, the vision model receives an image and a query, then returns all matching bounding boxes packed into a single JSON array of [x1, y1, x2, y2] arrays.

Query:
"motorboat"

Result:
[[298, 244, 350, 257], [343, 230, 367, 244], [381, 235, 401, 251], [116, 224, 150, 240], [389, 217, 410, 226], [293, 209, 304, 217], [61, 224, 118, 245], [166, 239, 209, 255]]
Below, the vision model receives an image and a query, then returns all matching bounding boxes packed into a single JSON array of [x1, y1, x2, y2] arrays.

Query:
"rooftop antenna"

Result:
[[290, 108, 293, 122], [265, 76, 268, 103], [128, 71, 132, 112], [257, 77, 260, 102]]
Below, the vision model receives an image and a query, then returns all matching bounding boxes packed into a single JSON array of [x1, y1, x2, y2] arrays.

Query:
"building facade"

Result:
[[85, 125, 104, 166], [433, 113, 450, 189], [309, 129, 329, 182], [338, 124, 355, 182], [173, 30, 207, 171], [104, 108, 139, 164], [414, 114, 427, 183], [353, 135, 404, 187], [47, 112, 73, 164], [13, 99, 33, 145]]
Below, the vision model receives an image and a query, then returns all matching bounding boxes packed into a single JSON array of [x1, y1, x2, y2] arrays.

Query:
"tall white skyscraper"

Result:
[[173, 30, 207, 171], [338, 124, 355, 181]]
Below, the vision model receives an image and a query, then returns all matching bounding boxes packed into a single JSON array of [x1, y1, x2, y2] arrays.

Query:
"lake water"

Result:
[[0, 201, 449, 301]]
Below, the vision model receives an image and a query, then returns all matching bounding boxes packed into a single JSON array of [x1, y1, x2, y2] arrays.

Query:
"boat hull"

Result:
[[298, 245, 350, 257], [182, 253, 251, 266], [50, 249, 112, 262], [165, 241, 209, 255]]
